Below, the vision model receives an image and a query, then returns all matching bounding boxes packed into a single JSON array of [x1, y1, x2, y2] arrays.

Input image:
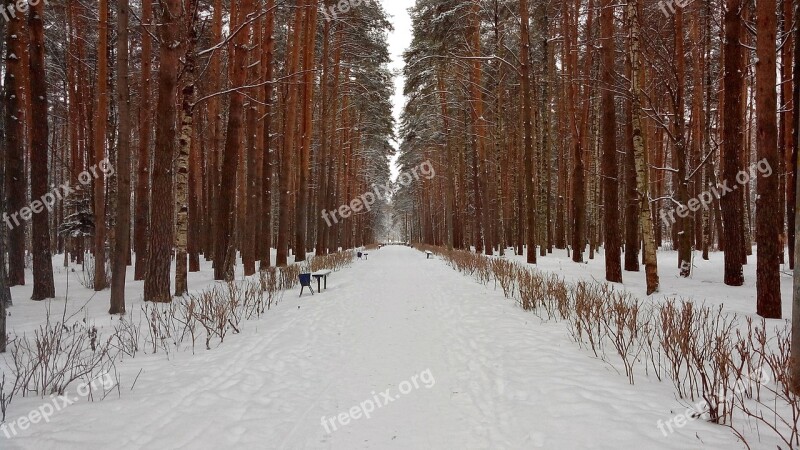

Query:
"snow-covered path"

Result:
[[6, 246, 744, 449]]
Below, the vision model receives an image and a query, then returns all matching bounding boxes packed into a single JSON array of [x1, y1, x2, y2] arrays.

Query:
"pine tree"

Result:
[[93, 0, 109, 291], [721, 0, 746, 286], [755, 0, 781, 318], [600, 0, 621, 283], [28, 0, 54, 300], [144, 0, 184, 302], [4, 0, 26, 287], [215, 0, 255, 280], [134, 0, 153, 281]]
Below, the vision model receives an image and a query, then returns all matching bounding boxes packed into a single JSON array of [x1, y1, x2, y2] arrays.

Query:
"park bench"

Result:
[[312, 270, 332, 292], [425, 250, 433, 259], [357, 251, 369, 260], [299, 273, 315, 297]]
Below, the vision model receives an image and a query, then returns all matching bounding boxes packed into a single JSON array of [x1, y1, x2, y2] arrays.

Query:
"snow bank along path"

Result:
[[5, 246, 744, 449]]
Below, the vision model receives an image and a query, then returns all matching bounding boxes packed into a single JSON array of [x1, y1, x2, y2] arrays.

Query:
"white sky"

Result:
[[380, 0, 415, 181]]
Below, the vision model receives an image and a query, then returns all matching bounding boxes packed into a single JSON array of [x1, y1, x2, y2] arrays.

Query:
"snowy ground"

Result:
[[506, 245, 794, 320], [1, 246, 771, 449]]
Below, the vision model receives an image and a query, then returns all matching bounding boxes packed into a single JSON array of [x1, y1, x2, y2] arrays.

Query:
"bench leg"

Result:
[[324, 276, 327, 290], [317, 278, 321, 292]]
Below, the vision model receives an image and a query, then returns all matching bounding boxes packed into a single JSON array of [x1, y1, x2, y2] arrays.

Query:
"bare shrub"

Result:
[[490, 259, 517, 298], [9, 316, 116, 397], [76, 255, 112, 290], [0, 372, 13, 422], [111, 315, 142, 359], [427, 245, 798, 445]]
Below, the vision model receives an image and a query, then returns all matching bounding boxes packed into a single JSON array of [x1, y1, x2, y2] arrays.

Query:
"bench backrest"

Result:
[[299, 273, 312, 286]]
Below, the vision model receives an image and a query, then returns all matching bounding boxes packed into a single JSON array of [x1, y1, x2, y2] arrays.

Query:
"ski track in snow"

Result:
[[3, 247, 750, 449]]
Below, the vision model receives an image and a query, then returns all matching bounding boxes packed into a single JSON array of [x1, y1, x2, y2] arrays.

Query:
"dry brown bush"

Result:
[[424, 245, 798, 446]]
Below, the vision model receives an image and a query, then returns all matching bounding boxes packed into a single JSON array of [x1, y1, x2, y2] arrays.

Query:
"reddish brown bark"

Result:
[[277, 3, 304, 266], [110, 0, 131, 313], [721, 0, 745, 286], [28, 0, 55, 300], [755, 0, 781, 318], [134, 0, 153, 281], [519, 0, 536, 264], [93, 0, 109, 291], [4, 0, 26, 287], [260, 0, 276, 268], [214, 0, 254, 280], [600, 0, 621, 282], [144, 0, 183, 302]]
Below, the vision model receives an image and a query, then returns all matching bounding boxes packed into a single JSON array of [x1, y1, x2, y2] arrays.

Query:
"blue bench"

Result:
[[299, 273, 315, 297]]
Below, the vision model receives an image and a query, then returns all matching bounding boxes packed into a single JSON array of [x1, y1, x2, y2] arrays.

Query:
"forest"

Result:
[[0, 0, 395, 313], [0, 0, 799, 447]]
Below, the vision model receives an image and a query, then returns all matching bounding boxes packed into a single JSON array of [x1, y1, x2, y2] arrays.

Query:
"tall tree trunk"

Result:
[[144, 0, 183, 302], [207, 0, 223, 264], [93, 0, 109, 291], [296, 0, 318, 262], [623, 10, 640, 272], [215, 0, 254, 279], [316, 11, 332, 256], [534, 0, 550, 256], [5, 0, 25, 287], [755, 0, 781, 318], [601, 0, 621, 282], [519, 0, 536, 264], [567, 0, 585, 263], [28, 0, 55, 300], [438, 69, 455, 251], [673, 7, 692, 278], [470, 0, 486, 254], [277, 3, 304, 266], [0, 13, 13, 340], [243, 9, 263, 276], [110, 0, 131, 313], [260, 0, 276, 268], [188, 104, 201, 272], [628, 0, 659, 294], [784, 0, 796, 269], [324, 29, 343, 254], [134, 0, 153, 281], [175, 5, 197, 296], [721, 0, 746, 286]]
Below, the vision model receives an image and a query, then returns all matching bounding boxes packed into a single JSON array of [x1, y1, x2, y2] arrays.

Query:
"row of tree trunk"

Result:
[[398, 0, 789, 312], [0, 0, 395, 315]]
